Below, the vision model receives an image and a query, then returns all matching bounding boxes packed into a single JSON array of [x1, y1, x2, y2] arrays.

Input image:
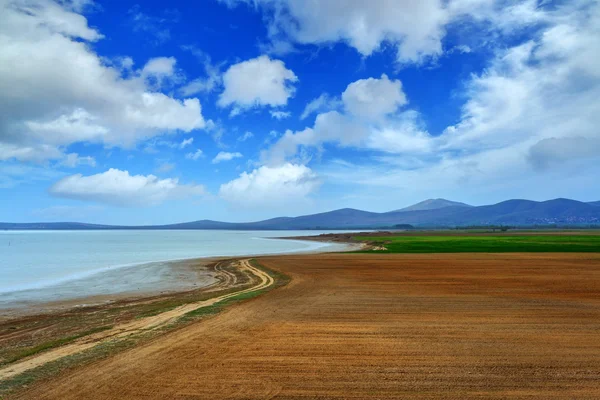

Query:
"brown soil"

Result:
[[0, 259, 271, 382], [13, 253, 600, 399]]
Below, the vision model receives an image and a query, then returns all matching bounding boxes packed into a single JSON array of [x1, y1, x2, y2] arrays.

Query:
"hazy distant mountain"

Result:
[[589, 201, 600, 207], [393, 198, 472, 212], [0, 222, 113, 230], [2, 198, 600, 230]]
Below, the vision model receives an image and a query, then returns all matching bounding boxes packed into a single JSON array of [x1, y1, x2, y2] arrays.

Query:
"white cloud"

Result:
[[238, 131, 254, 141], [212, 151, 242, 164], [265, 111, 368, 164], [264, 74, 424, 164], [528, 137, 600, 171], [179, 47, 223, 96], [225, 0, 448, 64], [442, 2, 600, 156], [186, 149, 204, 160], [300, 93, 341, 120], [61, 153, 97, 168], [223, 0, 550, 65], [0, 142, 64, 163], [264, 1, 600, 200], [270, 110, 291, 120], [49, 168, 205, 206], [179, 137, 194, 149], [140, 56, 181, 88], [366, 111, 432, 154], [217, 55, 298, 114], [341, 74, 407, 120], [25, 108, 108, 145], [141, 56, 176, 77], [0, 0, 205, 163], [219, 163, 320, 207]]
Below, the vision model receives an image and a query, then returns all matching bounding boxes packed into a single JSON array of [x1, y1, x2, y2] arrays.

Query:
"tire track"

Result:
[[0, 259, 273, 382]]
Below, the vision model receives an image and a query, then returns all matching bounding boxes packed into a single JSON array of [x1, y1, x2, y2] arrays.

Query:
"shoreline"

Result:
[[0, 238, 354, 321], [0, 257, 222, 321], [0, 236, 357, 394], [0, 258, 277, 373], [0, 259, 279, 383]]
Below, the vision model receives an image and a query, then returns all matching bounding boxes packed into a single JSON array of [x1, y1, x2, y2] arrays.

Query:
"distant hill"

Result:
[[0, 222, 113, 230], [394, 198, 472, 212], [2, 198, 600, 230], [589, 201, 600, 207]]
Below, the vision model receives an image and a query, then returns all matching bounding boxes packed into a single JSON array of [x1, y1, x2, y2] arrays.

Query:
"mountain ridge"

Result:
[[393, 198, 472, 212], [2, 198, 600, 230]]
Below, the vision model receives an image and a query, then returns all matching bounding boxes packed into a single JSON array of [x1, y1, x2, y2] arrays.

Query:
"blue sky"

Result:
[[1, 0, 599, 224]]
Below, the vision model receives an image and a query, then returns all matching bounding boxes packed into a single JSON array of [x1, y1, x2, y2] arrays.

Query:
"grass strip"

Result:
[[354, 234, 600, 253]]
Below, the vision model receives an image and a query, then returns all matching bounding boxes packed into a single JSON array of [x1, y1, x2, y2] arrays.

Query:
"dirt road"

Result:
[[14, 253, 600, 399], [0, 259, 271, 382]]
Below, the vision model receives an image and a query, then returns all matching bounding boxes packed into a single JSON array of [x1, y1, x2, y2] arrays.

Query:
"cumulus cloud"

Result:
[[49, 168, 205, 206], [219, 163, 320, 207], [25, 108, 108, 145], [264, 1, 600, 197], [224, 0, 550, 65], [341, 74, 407, 120], [0, 0, 205, 163], [140, 56, 182, 88], [223, 0, 447, 64], [141, 57, 176, 77], [217, 55, 298, 114], [264, 74, 425, 164], [442, 2, 600, 156], [212, 151, 242, 164]]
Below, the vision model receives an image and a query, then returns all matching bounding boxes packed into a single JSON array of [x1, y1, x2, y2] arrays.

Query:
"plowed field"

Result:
[[15, 253, 600, 399]]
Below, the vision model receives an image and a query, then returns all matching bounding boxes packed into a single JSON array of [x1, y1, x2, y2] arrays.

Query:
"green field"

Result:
[[354, 235, 600, 253]]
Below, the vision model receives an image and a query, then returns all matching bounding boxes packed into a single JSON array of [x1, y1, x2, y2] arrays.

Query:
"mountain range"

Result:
[[392, 198, 472, 212], [2, 198, 600, 230]]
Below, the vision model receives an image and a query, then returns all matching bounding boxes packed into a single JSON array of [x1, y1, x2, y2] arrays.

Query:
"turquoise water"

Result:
[[0, 230, 343, 308]]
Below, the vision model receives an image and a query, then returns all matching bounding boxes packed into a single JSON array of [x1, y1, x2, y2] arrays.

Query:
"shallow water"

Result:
[[0, 230, 344, 308]]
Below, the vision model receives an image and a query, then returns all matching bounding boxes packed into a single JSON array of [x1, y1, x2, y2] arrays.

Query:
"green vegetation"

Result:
[[0, 259, 289, 398], [0, 325, 113, 367], [355, 235, 600, 253]]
